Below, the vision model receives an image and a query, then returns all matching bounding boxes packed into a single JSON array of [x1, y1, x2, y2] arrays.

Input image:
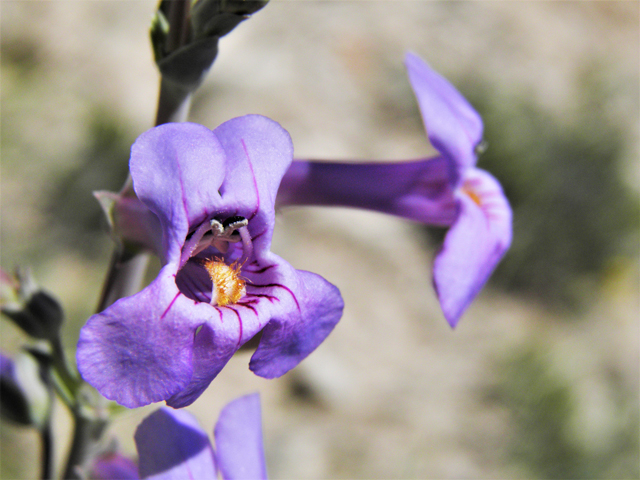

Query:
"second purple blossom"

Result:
[[277, 52, 512, 327]]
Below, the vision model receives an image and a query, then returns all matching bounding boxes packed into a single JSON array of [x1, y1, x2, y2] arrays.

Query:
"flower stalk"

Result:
[[39, 422, 53, 480]]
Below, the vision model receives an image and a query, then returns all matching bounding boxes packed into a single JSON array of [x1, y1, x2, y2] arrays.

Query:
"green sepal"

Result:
[[190, 0, 269, 39], [150, 9, 171, 64], [1, 269, 63, 341], [150, 0, 269, 92]]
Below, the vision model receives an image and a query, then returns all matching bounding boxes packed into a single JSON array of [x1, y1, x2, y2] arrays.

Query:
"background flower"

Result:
[[277, 53, 512, 327], [136, 393, 267, 480], [404, 52, 512, 326]]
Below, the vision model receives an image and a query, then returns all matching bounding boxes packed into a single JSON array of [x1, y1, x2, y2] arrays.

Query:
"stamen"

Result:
[[181, 216, 251, 267], [222, 216, 249, 231], [202, 257, 246, 306], [238, 226, 254, 264], [210, 217, 249, 253], [180, 221, 215, 269]]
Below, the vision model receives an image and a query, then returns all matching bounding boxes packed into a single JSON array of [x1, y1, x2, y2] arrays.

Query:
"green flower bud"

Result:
[[150, 0, 268, 92], [1, 268, 63, 341]]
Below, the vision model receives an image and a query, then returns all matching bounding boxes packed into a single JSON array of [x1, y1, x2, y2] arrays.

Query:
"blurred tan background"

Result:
[[1, 1, 638, 478]]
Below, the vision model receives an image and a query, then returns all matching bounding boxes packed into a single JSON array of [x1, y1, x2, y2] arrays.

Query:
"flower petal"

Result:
[[433, 168, 512, 327], [212, 115, 294, 259], [214, 393, 267, 480], [277, 156, 457, 226], [405, 52, 483, 182], [130, 122, 228, 264], [164, 320, 241, 409], [77, 266, 197, 408], [135, 408, 216, 480], [166, 254, 343, 407], [249, 266, 344, 379], [0, 352, 14, 380], [90, 452, 139, 480]]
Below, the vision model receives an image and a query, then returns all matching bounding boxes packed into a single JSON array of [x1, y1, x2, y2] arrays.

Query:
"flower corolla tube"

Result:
[[77, 115, 344, 408], [276, 53, 512, 327]]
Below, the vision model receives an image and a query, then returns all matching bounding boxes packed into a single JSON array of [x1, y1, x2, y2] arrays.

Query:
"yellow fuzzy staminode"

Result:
[[202, 258, 246, 306], [462, 181, 483, 206]]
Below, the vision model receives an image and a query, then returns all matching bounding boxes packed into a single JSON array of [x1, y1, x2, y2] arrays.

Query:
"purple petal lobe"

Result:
[[405, 52, 483, 181], [277, 157, 458, 226], [77, 266, 197, 408], [212, 115, 293, 258], [214, 393, 267, 480], [0, 352, 15, 380], [90, 453, 139, 480], [433, 168, 512, 327], [250, 267, 344, 378], [167, 254, 342, 408], [165, 321, 239, 409], [130, 122, 227, 264], [135, 408, 216, 480]]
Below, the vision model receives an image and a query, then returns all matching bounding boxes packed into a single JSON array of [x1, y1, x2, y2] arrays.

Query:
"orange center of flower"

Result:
[[202, 258, 246, 306]]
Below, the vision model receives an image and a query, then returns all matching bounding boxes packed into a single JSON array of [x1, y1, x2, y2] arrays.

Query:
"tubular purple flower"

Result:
[[135, 393, 267, 480], [277, 53, 512, 327], [276, 156, 458, 226], [405, 53, 512, 326], [77, 116, 343, 408]]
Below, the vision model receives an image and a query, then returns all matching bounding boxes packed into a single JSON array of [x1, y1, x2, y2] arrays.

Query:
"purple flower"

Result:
[[277, 53, 512, 327], [77, 115, 344, 408], [90, 453, 138, 480], [135, 393, 267, 480], [0, 351, 51, 428]]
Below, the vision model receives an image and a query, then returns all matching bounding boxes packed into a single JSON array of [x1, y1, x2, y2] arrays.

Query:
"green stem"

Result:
[[39, 422, 54, 480], [155, 0, 193, 126], [62, 410, 108, 480], [50, 337, 79, 395], [155, 78, 193, 126], [164, 0, 192, 53]]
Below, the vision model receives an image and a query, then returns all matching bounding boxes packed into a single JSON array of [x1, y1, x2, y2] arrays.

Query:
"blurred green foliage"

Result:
[[435, 77, 639, 310], [488, 347, 639, 479], [1, 33, 134, 263], [46, 110, 133, 256]]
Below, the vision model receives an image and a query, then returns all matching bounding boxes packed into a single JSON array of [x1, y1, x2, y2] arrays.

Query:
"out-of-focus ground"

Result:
[[1, 1, 638, 478]]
